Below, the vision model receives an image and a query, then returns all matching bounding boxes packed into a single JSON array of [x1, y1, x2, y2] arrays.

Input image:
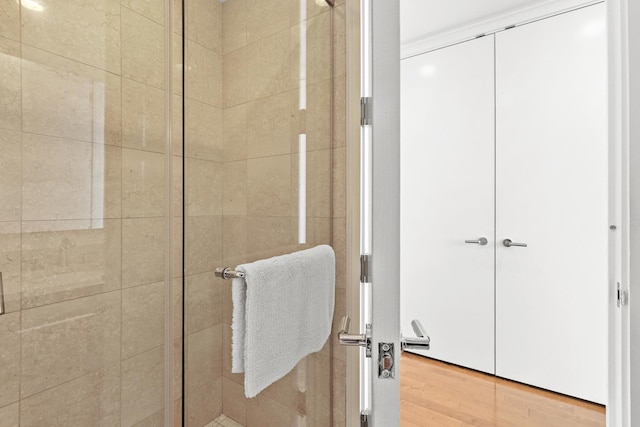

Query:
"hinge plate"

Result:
[[361, 97, 372, 126], [360, 254, 370, 283], [360, 410, 371, 427], [617, 282, 628, 307]]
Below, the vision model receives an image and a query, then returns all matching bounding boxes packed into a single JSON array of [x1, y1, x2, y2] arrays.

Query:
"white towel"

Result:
[[231, 245, 335, 398]]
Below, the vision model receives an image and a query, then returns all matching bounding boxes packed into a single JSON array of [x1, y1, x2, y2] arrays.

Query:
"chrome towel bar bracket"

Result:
[[215, 267, 245, 280]]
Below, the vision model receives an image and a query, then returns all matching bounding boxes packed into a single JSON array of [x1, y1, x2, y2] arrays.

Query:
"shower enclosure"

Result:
[[0, 0, 347, 425]]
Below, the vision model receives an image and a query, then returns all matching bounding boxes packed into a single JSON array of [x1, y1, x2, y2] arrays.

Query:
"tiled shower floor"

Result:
[[205, 415, 244, 427]]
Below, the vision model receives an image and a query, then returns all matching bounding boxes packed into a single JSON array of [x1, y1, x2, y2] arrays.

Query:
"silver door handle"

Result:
[[503, 238, 527, 247], [465, 237, 488, 245], [338, 316, 372, 357], [401, 320, 431, 351]]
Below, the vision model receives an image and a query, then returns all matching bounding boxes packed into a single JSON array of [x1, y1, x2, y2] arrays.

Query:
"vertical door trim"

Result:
[[346, 0, 363, 425], [369, 1, 401, 425]]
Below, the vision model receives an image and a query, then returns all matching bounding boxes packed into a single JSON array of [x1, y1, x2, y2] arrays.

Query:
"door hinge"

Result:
[[361, 97, 372, 126], [617, 282, 628, 307], [360, 254, 370, 283], [360, 409, 371, 427]]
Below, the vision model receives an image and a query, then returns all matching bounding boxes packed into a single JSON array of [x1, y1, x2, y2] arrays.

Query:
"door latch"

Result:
[[378, 343, 395, 379], [338, 316, 372, 357]]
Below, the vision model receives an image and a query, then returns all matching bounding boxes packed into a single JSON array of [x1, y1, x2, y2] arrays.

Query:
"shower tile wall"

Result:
[[0, 1, 174, 425], [208, 0, 344, 426]]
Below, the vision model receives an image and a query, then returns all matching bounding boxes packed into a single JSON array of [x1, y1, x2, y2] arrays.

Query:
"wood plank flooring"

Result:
[[401, 353, 605, 427]]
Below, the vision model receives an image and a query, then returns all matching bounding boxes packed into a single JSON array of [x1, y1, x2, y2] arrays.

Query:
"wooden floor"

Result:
[[401, 353, 606, 427]]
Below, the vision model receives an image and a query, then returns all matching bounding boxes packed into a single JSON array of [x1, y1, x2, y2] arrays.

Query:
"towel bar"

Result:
[[215, 267, 245, 280]]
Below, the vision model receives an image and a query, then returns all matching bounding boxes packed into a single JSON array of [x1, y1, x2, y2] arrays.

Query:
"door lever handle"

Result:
[[465, 237, 488, 245], [338, 316, 372, 357], [401, 319, 431, 351], [503, 238, 527, 247]]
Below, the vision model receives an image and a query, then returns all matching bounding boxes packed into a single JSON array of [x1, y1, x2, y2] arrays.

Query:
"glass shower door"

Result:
[[181, 0, 338, 425], [0, 0, 178, 425]]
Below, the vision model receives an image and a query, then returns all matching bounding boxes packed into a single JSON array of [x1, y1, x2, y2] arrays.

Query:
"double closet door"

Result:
[[400, 4, 608, 404]]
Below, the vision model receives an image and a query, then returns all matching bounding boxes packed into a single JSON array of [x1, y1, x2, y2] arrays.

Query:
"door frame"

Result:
[[344, 0, 637, 425]]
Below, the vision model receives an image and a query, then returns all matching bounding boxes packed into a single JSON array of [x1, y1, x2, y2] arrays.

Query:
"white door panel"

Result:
[[401, 36, 496, 374], [495, 3, 608, 404]]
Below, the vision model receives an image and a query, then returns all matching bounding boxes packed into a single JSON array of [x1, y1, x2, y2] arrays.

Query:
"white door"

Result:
[[495, 3, 608, 404], [400, 36, 496, 374]]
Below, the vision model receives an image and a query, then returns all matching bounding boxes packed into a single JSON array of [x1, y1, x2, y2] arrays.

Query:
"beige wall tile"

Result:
[[173, 156, 184, 218], [223, 104, 247, 161], [333, 74, 346, 148], [122, 78, 166, 153], [186, 40, 223, 107], [21, 0, 121, 74], [122, 7, 165, 89], [0, 403, 19, 427], [173, 278, 183, 338], [333, 217, 346, 290], [173, 398, 183, 427], [121, 347, 164, 426], [0, 37, 20, 131], [222, 47, 248, 107], [186, 158, 222, 216], [95, 144, 123, 220], [0, 0, 20, 41], [246, 394, 301, 427], [247, 92, 292, 158], [221, 218, 246, 275], [0, 130, 20, 221], [22, 46, 122, 145], [173, 0, 183, 35], [173, 36, 183, 96], [0, 222, 20, 313], [187, 326, 223, 425], [186, 99, 223, 160], [332, 146, 346, 218], [20, 291, 121, 398], [122, 148, 165, 218], [247, 155, 292, 216], [173, 217, 183, 279], [306, 351, 331, 425], [21, 220, 121, 309], [122, 217, 165, 287], [187, 324, 223, 384], [246, 30, 291, 101], [133, 410, 164, 427], [222, 0, 247, 54], [187, 377, 222, 426], [333, 5, 346, 77], [187, 0, 222, 53], [305, 79, 332, 152], [246, 0, 290, 44], [260, 362, 306, 414], [306, 217, 331, 246], [0, 313, 20, 408], [305, 11, 331, 85], [122, 0, 165, 25], [331, 289, 346, 361], [122, 282, 165, 358], [332, 357, 346, 427], [292, 149, 330, 218], [173, 95, 184, 155], [174, 337, 183, 398], [185, 215, 222, 275], [222, 162, 247, 216], [22, 135, 91, 221], [20, 363, 121, 427], [222, 378, 247, 425], [245, 216, 294, 258], [186, 271, 222, 333]]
